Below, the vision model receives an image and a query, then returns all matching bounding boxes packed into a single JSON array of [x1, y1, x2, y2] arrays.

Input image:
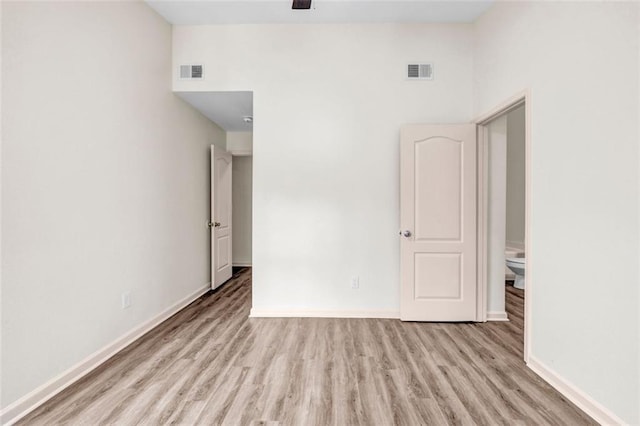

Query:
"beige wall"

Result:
[[475, 2, 639, 423], [232, 156, 252, 266], [505, 105, 525, 249], [1, 1, 224, 409], [227, 131, 253, 155]]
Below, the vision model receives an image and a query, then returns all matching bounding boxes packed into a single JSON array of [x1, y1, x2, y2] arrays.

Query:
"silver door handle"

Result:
[[208, 221, 221, 229], [400, 230, 412, 238]]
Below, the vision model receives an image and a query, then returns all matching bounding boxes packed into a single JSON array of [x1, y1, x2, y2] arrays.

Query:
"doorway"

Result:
[[229, 146, 253, 272], [210, 138, 253, 289], [476, 91, 531, 361], [174, 90, 253, 290]]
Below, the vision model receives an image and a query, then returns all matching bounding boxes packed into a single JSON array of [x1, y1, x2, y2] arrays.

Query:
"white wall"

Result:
[[1, 1, 224, 410], [487, 116, 507, 316], [475, 2, 639, 423], [506, 105, 525, 249], [173, 24, 474, 313], [638, 8, 640, 425], [0, 1, 4, 409], [232, 156, 252, 266]]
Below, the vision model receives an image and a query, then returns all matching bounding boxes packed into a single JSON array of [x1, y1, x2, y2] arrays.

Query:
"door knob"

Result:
[[402, 230, 412, 238], [208, 221, 221, 229]]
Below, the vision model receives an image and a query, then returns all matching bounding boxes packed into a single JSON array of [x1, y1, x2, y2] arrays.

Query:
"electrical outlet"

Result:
[[351, 276, 359, 289], [121, 292, 131, 309]]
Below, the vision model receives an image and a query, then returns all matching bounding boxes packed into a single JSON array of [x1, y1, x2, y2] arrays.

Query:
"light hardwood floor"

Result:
[[20, 270, 594, 425]]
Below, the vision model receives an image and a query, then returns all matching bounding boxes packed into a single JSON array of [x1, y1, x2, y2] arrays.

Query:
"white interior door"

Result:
[[400, 124, 477, 321], [211, 145, 233, 289]]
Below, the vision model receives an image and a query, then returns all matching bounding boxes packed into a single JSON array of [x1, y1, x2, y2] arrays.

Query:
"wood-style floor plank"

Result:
[[19, 271, 595, 425]]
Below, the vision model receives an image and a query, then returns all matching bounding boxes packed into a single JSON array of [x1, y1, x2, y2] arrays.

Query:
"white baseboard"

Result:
[[249, 309, 400, 319], [527, 355, 625, 425], [487, 311, 509, 321], [0, 284, 211, 426], [232, 262, 252, 267]]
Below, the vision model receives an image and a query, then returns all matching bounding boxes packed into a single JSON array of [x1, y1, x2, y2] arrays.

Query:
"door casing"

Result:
[[475, 89, 531, 363]]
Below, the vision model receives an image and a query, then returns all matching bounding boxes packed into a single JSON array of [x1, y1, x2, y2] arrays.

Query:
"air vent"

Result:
[[407, 63, 433, 80], [292, 0, 312, 9], [179, 64, 203, 80]]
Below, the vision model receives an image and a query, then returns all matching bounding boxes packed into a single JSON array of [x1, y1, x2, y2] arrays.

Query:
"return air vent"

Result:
[[407, 63, 433, 80], [179, 64, 203, 80]]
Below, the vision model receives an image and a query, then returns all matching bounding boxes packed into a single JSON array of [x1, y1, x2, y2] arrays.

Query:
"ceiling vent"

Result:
[[407, 63, 433, 80], [180, 64, 203, 80], [292, 0, 312, 9]]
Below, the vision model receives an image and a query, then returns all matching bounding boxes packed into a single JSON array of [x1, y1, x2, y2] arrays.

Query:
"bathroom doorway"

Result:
[[476, 92, 530, 362]]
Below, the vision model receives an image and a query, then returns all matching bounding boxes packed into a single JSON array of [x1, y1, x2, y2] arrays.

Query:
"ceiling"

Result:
[[176, 91, 253, 132], [146, 1, 494, 25]]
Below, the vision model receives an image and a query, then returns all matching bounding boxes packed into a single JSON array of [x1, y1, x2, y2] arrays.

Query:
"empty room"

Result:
[[1, 0, 639, 425]]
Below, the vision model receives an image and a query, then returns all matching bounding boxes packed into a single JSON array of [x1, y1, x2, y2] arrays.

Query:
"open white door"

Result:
[[400, 124, 477, 321], [211, 145, 233, 289]]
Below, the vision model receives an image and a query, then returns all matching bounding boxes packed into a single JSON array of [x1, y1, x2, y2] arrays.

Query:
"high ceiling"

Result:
[[146, 0, 494, 25]]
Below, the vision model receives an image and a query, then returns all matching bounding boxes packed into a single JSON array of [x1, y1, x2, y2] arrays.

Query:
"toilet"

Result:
[[505, 257, 526, 289]]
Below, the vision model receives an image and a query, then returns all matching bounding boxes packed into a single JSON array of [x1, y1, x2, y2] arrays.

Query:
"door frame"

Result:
[[474, 89, 532, 363]]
